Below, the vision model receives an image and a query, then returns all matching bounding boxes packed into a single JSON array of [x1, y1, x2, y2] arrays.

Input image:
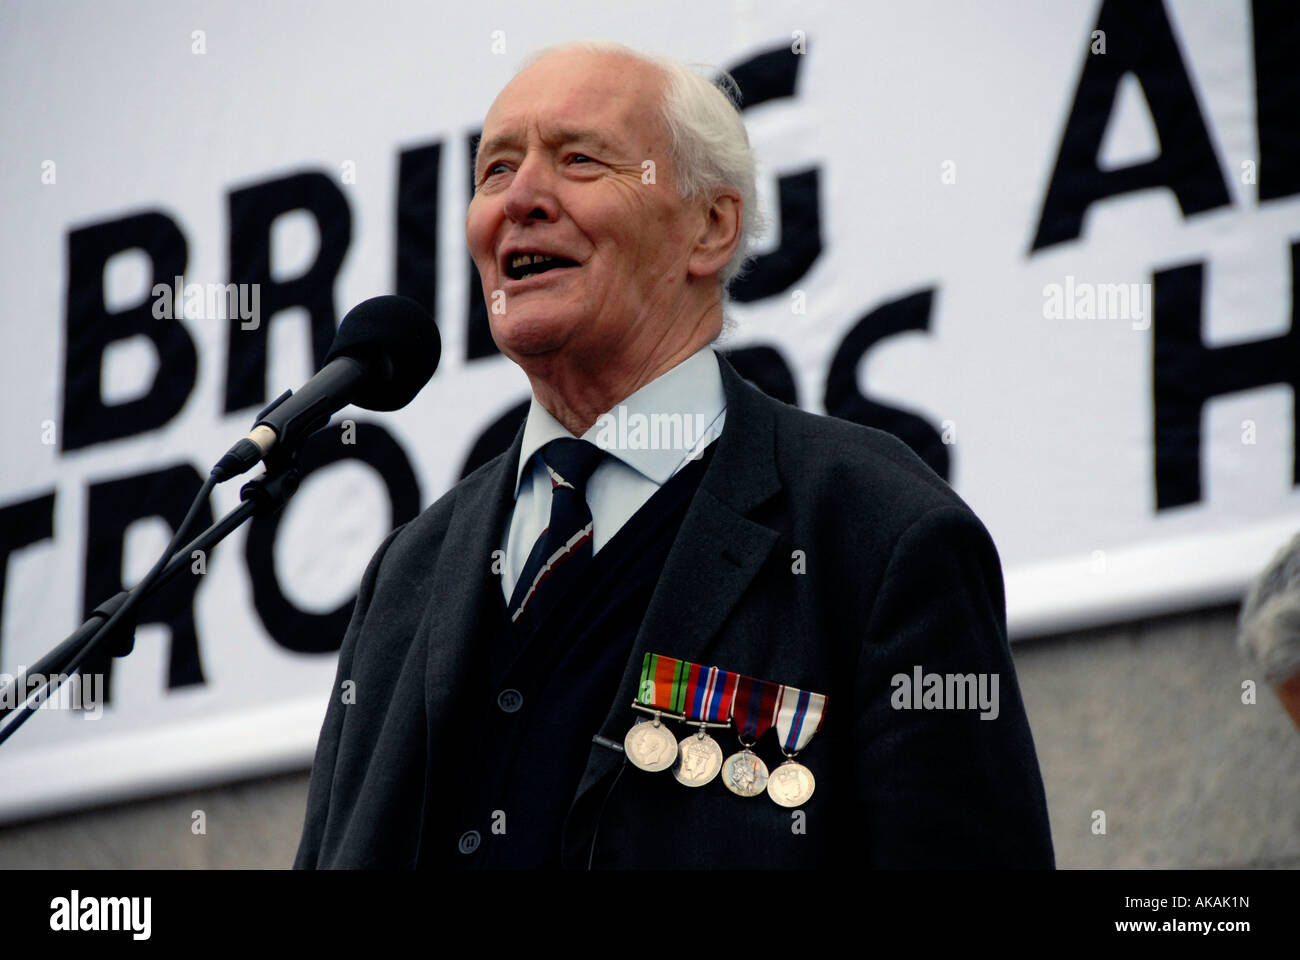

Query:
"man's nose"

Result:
[[502, 153, 558, 223]]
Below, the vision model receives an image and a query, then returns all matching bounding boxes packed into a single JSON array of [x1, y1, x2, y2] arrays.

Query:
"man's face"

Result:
[[467, 51, 702, 367]]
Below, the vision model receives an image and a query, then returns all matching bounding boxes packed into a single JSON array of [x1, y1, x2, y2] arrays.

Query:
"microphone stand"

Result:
[[0, 448, 303, 746]]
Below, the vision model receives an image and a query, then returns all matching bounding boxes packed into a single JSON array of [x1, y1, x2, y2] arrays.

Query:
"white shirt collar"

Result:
[[512, 346, 725, 496]]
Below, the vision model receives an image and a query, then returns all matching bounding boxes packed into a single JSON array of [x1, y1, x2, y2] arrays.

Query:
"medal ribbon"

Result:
[[773, 684, 828, 753], [683, 663, 738, 723], [731, 673, 781, 742], [636, 652, 691, 714]]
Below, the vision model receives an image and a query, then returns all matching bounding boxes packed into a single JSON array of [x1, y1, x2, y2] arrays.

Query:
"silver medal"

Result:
[[721, 748, 769, 797], [624, 716, 678, 772], [766, 759, 815, 807], [672, 729, 724, 787]]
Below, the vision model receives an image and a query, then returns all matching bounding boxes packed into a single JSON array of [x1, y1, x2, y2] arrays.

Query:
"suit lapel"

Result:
[[421, 415, 527, 752]]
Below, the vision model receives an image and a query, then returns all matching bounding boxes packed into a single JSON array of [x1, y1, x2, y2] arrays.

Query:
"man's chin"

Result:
[[489, 314, 577, 362]]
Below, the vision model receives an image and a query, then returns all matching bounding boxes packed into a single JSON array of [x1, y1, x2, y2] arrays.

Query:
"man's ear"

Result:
[[687, 191, 742, 280]]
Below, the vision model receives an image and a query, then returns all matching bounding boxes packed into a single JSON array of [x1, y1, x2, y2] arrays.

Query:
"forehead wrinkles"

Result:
[[476, 55, 668, 170], [481, 117, 623, 155]]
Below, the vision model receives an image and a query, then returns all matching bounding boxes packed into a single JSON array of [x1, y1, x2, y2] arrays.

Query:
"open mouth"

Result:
[[504, 252, 580, 281]]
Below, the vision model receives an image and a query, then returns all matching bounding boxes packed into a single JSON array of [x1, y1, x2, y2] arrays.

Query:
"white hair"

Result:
[[514, 41, 765, 299], [1239, 531, 1300, 685]]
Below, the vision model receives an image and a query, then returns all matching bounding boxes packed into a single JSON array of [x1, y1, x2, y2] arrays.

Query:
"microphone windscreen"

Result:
[[326, 295, 440, 411]]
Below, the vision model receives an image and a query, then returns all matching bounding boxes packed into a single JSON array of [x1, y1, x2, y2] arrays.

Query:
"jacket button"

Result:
[[497, 689, 523, 713], [457, 830, 481, 854]]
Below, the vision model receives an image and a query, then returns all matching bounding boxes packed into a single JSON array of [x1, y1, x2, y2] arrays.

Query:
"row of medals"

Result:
[[623, 711, 815, 808]]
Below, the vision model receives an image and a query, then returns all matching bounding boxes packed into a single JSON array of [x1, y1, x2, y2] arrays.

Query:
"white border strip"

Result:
[[1004, 518, 1293, 640], [0, 698, 325, 825]]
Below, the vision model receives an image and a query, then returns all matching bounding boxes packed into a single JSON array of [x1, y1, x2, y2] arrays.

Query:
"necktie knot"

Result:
[[541, 437, 604, 494]]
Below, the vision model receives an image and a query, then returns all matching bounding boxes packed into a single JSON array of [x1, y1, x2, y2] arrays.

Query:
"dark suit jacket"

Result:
[[294, 352, 1055, 869]]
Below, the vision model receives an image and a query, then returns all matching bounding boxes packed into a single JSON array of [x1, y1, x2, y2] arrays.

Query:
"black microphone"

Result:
[[211, 295, 439, 481]]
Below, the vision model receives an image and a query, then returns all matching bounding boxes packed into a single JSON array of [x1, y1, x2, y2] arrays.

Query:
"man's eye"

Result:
[[569, 154, 594, 164], [486, 162, 509, 177]]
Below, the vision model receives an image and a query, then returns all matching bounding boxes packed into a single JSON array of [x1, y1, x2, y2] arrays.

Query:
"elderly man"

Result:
[[294, 42, 1055, 869]]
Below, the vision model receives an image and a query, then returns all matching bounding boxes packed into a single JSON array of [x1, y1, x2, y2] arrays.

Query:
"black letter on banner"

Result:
[[718, 345, 799, 406], [82, 464, 213, 703], [62, 212, 197, 451], [396, 142, 441, 321], [460, 398, 530, 480], [824, 288, 949, 481], [246, 423, 420, 653], [1254, 0, 1300, 202], [465, 130, 499, 362], [1153, 245, 1300, 510], [225, 172, 351, 413], [1030, 0, 1231, 251], [0, 491, 55, 665], [727, 45, 822, 303]]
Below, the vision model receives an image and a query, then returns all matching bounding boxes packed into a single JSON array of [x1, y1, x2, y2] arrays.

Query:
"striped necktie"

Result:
[[507, 437, 606, 631]]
